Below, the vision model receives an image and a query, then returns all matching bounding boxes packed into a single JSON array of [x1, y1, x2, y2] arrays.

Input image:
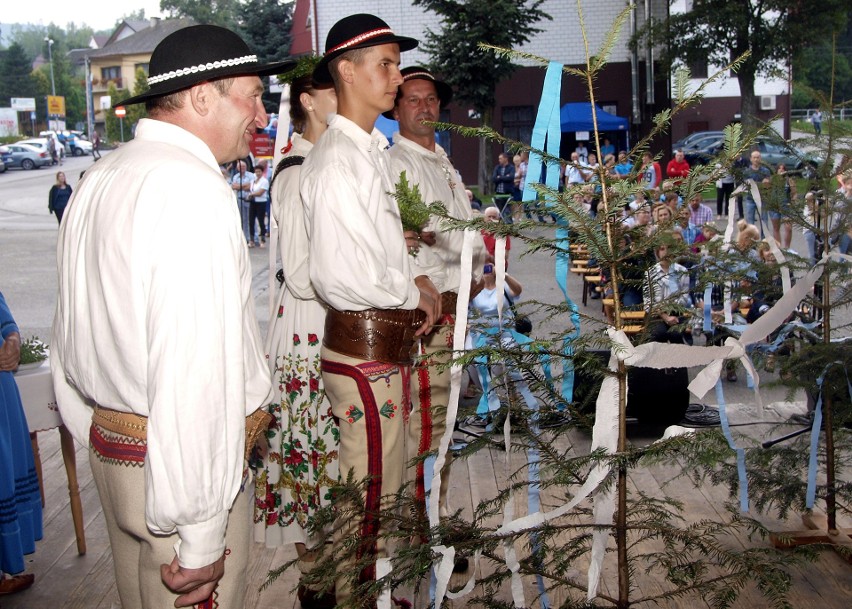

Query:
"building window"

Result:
[[688, 58, 707, 79], [502, 105, 534, 144], [101, 66, 121, 82], [134, 63, 149, 75]]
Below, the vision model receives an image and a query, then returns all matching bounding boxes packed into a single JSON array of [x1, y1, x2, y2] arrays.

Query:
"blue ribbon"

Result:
[[521, 61, 579, 412], [715, 379, 749, 512], [703, 286, 713, 333], [805, 363, 852, 509]]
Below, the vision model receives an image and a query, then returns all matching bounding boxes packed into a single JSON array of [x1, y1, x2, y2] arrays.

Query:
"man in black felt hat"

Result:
[[386, 67, 486, 571], [51, 24, 290, 608], [300, 14, 444, 605]]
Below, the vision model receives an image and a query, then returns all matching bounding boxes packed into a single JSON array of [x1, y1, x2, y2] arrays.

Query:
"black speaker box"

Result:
[[572, 349, 689, 426]]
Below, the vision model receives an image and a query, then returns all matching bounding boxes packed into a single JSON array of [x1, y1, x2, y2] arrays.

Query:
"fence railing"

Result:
[[791, 108, 851, 122]]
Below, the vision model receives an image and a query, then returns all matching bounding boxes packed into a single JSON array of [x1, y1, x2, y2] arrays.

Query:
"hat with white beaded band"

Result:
[[115, 24, 295, 107]]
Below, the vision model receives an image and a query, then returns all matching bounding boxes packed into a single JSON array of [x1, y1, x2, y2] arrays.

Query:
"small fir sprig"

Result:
[[388, 171, 439, 255]]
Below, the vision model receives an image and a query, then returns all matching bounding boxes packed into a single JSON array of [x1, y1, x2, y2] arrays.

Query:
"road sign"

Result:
[[12, 98, 36, 111], [114, 106, 126, 118], [47, 95, 66, 116]]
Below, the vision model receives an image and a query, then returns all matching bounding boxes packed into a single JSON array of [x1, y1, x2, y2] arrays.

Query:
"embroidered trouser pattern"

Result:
[[89, 424, 250, 609], [320, 347, 409, 605], [408, 318, 454, 516]]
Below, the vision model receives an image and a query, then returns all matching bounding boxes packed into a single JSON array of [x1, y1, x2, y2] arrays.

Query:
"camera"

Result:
[[483, 263, 494, 274]]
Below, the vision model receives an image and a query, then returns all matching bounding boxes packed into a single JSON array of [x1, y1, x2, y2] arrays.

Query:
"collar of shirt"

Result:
[[135, 118, 221, 173], [328, 113, 389, 153]]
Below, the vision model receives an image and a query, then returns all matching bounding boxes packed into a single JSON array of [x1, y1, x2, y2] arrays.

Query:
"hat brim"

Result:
[[381, 77, 453, 120], [114, 59, 297, 107], [312, 36, 418, 85]]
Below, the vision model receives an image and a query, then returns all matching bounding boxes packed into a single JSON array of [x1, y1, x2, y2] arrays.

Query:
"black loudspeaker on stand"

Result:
[[574, 349, 690, 427]]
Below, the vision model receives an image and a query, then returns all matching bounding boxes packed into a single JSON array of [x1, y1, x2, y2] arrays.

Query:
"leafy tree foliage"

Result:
[[0, 43, 37, 107], [239, 0, 293, 113], [105, 82, 131, 143], [126, 67, 149, 133], [412, 0, 550, 191], [159, 0, 243, 30], [637, 0, 847, 129], [792, 22, 852, 106]]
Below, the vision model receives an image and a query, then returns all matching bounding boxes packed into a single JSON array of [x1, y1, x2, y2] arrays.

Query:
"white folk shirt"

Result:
[[388, 133, 485, 293], [51, 118, 273, 569], [301, 114, 442, 311]]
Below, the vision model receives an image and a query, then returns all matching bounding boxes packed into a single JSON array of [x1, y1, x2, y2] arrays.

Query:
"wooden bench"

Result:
[[582, 275, 603, 306]]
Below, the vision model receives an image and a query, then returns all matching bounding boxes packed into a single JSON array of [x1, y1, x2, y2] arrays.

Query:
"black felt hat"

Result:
[[382, 66, 453, 119], [312, 14, 418, 85], [115, 24, 295, 107]]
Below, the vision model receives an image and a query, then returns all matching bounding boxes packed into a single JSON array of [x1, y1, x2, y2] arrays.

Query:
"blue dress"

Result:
[[0, 291, 42, 575]]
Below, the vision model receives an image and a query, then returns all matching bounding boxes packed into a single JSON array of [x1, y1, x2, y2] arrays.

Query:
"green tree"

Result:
[[412, 0, 550, 192], [239, 0, 293, 113], [160, 0, 243, 30], [105, 82, 131, 142], [126, 67, 149, 132], [793, 22, 852, 106], [636, 0, 847, 130], [0, 42, 36, 106]]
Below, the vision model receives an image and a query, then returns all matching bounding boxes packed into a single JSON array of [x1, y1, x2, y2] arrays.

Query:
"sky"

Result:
[[3, 0, 166, 33]]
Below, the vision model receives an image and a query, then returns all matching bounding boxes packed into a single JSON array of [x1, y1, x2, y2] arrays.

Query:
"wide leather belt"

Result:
[[92, 405, 272, 460], [441, 291, 458, 313], [323, 307, 426, 365]]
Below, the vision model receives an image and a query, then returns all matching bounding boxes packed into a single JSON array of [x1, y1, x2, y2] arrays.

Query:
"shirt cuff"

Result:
[[174, 511, 228, 569]]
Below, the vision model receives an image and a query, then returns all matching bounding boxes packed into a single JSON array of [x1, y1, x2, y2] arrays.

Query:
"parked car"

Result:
[[39, 130, 92, 156], [17, 138, 52, 155], [685, 136, 820, 178], [0, 146, 7, 173], [3, 143, 52, 170], [672, 130, 725, 154]]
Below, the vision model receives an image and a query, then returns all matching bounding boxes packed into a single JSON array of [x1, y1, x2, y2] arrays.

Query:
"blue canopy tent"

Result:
[[559, 103, 630, 154], [375, 114, 399, 141]]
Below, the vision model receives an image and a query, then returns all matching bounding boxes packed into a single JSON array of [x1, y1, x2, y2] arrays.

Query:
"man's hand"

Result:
[[414, 275, 441, 336], [403, 230, 421, 254], [0, 332, 21, 371], [161, 553, 225, 608], [419, 230, 437, 247]]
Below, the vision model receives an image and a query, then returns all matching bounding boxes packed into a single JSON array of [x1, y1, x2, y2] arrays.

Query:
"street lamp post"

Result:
[[45, 37, 56, 131]]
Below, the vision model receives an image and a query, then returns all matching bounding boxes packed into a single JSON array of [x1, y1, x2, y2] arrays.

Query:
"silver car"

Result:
[[4, 143, 52, 170]]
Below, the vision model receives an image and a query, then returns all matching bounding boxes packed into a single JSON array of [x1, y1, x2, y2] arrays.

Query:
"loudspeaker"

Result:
[[572, 349, 689, 426]]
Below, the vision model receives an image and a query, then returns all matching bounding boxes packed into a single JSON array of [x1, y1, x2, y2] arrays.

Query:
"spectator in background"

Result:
[[767, 164, 795, 249], [0, 291, 42, 596], [812, 109, 822, 136], [742, 150, 772, 229], [247, 165, 269, 248], [482, 205, 511, 267], [687, 192, 714, 227], [47, 171, 72, 225], [640, 151, 658, 190], [92, 131, 102, 160], [600, 137, 615, 158], [564, 151, 585, 188], [492, 152, 515, 224], [466, 188, 483, 211], [666, 149, 690, 182], [231, 160, 256, 246], [715, 162, 735, 219], [575, 141, 589, 164], [644, 242, 694, 345], [614, 151, 632, 177]]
